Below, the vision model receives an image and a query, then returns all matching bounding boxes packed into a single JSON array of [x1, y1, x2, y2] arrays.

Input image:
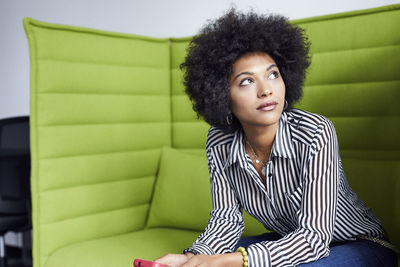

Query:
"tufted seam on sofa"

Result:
[[37, 57, 169, 70], [40, 199, 152, 225]]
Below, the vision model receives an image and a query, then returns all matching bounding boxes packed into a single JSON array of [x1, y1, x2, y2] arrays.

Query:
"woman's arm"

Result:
[[181, 252, 243, 267], [155, 251, 244, 267], [185, 150, 245, 254], [156, 132, 245, 266]]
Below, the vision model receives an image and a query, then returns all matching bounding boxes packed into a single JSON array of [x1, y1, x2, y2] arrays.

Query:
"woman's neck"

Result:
[[242, 122, 279, 161]]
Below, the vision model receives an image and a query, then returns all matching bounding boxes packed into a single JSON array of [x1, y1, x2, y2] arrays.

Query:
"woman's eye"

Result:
[[240, 78, 252, 86], [268, 71, 279, 79]]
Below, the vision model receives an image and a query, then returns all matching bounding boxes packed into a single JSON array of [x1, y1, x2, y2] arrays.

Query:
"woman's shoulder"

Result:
[[289, 108, 335, 132], [205, 126, 236, 151], [288, 109, 337, 149]]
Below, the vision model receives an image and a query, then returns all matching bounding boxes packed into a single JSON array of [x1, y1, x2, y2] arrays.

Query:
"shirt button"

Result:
[[268, 173, 273, 178]]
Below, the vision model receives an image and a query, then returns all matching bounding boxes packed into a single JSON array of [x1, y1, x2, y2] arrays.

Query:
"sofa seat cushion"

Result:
[[44, 228, 201, 267]]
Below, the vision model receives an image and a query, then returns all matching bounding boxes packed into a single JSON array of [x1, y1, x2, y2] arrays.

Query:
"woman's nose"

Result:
[[258, 87, 272, 98]]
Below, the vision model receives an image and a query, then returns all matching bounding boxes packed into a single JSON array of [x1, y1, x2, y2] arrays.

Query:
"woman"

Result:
[[156, 9, 398, 267]]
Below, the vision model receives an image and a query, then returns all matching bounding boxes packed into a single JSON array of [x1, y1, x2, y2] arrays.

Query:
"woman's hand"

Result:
[[180, 252, 243, 267], [154, 253, 192, 267], [155, 252, 242, 267]]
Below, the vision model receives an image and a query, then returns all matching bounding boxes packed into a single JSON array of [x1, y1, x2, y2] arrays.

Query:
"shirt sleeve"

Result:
[[184, 147, 245, 255], [246, 120, 340, 267]]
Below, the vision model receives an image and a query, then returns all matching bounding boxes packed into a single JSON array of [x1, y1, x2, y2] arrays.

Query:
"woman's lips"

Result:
[[257, 101, 278, 111]]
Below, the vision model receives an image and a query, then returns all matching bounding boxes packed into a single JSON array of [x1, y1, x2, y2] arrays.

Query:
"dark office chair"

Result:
[[0, 116, 31, 267]]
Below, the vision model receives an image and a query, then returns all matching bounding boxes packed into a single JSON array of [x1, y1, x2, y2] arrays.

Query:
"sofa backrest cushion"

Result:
[[24, 18, 171, 267], [147, 146, 211, 230], [170, 38, 210, 149]]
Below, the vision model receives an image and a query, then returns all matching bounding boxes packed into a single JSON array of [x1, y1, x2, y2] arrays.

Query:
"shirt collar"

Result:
[[223, 128, 247, 169], [271, 112, 297, 159], [223, 111, 296, 169]]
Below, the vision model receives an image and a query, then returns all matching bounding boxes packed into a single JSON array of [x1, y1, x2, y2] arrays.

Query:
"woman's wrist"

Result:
[[216, 252, 244, 267], [184, 252, 195, 259], [236, 246, 248, 267]]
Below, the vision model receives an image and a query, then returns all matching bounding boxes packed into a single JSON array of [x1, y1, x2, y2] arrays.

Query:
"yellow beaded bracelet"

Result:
[[236, 246, 249, 267]]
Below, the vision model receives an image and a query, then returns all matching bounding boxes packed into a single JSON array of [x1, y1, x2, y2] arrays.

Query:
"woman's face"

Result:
[[229, 51, 286, 129]]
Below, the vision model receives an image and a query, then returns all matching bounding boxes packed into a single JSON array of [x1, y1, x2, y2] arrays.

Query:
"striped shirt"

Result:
[[185, 108, 384, 266]]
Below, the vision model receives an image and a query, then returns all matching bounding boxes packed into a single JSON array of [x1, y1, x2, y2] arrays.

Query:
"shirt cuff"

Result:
[[182, 248, 199, 255], [183, 242, 215, 255]]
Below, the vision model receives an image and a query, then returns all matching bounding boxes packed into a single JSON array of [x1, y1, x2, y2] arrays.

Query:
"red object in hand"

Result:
[[133, 259, 169, 267]]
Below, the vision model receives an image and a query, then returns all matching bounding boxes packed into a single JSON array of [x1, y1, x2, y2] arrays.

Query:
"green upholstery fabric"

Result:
[[23, 4, 400, 267], [170, 38, 210, 149], [147, 146, 211, 230], [24, 19, 171, 267], [44, 228, 201, 267]]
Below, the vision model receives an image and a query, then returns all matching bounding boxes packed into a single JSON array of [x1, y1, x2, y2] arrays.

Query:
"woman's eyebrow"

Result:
[[232, 64, 277, 81], [232, 71, 254, 81], [266, 64, 277, 71]]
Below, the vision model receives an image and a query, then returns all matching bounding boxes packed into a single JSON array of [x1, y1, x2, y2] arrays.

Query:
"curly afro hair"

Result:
[[180, 8, 311, 133]]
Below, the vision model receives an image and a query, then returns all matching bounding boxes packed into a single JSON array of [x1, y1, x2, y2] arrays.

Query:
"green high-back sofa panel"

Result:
[[24, 4, 399, 267], [24, 20, 173, 266]]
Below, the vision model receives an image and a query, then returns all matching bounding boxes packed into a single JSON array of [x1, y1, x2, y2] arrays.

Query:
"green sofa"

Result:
[[24, 4, 400, 267]]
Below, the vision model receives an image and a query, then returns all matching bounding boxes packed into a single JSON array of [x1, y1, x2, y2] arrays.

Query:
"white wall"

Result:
[[0, 0, 399, 119]]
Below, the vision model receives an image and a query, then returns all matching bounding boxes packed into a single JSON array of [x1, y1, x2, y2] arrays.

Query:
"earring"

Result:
[[284, 100, 288, 111], [226, 113, 233, 125]]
